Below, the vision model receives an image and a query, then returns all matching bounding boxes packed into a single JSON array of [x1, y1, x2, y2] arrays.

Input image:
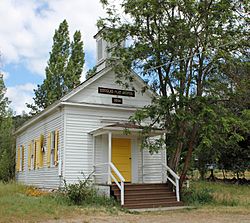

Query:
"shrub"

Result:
[[182, 187, 214, 205], [61, 173, 117, 207], [62, 174, 93, 205]]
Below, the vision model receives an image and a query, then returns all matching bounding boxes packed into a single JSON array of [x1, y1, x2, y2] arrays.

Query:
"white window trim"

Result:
[[50, 131, 56, 167]]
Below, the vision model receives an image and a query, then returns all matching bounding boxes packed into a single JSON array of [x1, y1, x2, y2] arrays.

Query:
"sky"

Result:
[[0, 0, 107, 115]]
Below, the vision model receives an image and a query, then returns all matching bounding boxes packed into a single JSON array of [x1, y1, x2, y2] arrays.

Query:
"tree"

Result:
[[65, 31, 85, 90], [98, 0, 249, 186], [86, 66, 97, 80], [13, 111, 30, 130], [0, 73, 9, 116], [0, 73, 15, 182], [28, 20, 85, 112]]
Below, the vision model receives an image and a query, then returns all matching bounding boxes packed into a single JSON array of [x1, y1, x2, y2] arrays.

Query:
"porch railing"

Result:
[[93, 162, 125, 205], [142, 163, 180, 202], [162, 163, 180, 202]]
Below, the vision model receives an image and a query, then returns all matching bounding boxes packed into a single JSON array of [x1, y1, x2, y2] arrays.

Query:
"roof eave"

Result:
[[14, 101, 62, 135]]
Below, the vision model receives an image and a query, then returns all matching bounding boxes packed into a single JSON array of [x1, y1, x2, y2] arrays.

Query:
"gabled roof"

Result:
[[61, 66, 156, 102], [15, 66, 155, 135]]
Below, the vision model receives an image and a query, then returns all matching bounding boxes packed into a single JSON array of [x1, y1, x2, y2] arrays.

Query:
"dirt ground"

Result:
[[46, 207, 250, 223]]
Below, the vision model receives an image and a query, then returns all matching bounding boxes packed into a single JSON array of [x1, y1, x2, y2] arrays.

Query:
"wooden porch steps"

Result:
[[111, 183, 183, 209]]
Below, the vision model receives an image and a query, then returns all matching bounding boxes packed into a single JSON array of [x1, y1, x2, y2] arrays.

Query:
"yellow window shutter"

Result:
[[39, 134, 44, 168], [21, 146, 25, 171], [16, 146, 20, 172], [28, 143, 31, 170], [54, 130, 59, 166], [35, 140, 39, 169], [47, 133, 51, 167]]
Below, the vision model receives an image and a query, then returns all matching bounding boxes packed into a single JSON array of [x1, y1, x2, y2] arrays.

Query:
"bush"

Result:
[[63, 179, 92, 205], [61, 173, 117, 207], [182, 187, 214, 205]]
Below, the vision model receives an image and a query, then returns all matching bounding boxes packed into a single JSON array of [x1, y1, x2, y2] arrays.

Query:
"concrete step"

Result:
[[123, 201, 184, 209]]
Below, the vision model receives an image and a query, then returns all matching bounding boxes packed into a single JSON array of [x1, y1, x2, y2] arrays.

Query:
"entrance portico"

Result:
[[90, 122, 165, 185], [90, 123, 181, 207]]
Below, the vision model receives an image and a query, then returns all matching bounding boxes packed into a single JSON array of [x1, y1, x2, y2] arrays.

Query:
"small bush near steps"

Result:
[[60, 174, 117, 208]]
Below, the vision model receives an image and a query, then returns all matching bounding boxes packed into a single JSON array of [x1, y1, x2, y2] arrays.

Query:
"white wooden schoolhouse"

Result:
[[15, 31, 182, 209]]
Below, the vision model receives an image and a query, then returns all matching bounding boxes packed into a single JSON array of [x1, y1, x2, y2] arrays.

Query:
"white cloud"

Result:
[[6, 83, 36, 115], [0, 1, 110, 114], [0, 0, 106, 76], [1, 71, 9, 81]]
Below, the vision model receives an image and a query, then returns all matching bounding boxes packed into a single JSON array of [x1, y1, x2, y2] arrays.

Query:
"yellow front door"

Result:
[[112, 138, 131, 182]]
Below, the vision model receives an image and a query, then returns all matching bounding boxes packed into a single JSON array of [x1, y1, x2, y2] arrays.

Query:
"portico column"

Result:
[[92, 135, 96, 183], [108, 131, 112, 184]]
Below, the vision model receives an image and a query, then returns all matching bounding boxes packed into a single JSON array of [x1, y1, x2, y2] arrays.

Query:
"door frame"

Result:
[[111, 137, 132, 182]]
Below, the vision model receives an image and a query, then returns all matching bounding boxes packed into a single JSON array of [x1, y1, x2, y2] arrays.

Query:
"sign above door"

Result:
[[98, 87, 135, 97]]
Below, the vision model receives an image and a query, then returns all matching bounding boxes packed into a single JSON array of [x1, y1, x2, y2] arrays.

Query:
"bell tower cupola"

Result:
[[94, 29, 109, 72]]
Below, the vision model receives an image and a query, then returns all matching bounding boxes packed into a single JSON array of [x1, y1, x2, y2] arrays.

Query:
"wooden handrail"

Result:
[[162, 163, 180, 202], [162, 163, 180, 180], [94, 162, 125, 205], [110, 162, 125, 182], [109, 162, 125, 205], [142, 162, 180, 202]]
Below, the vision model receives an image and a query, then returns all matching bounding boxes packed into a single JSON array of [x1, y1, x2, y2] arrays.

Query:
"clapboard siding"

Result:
[[136, 139, 166, 183], [94, 135, 108, 184], [63, 105, 166, 184], [68, 70, 152, 108], [142, 149, 166, 183], [63, 106, 134, 184], [16, 110, 63, 189], [16, 104, 165, 187]]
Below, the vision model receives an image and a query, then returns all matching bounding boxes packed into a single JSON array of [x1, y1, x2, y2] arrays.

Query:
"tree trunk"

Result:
[[222, 169, 226, 180], [180, 124, 199, 188], [169, 126, 185, 172]]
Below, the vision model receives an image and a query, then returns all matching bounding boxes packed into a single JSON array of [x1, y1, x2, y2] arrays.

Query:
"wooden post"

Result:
[[142, 145, 144, 183], [108, 131, 112, 184], [121, 181, 124, 205], [92, 135, 96, 183], [176, 178, 180, 202]]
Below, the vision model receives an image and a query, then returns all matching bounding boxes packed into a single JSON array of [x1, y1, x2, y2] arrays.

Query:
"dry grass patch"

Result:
[[0, 182, 79, 223], [183, 181, 250, 207]]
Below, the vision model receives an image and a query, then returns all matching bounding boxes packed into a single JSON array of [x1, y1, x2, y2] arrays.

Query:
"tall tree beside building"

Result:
[[65, 31, 85, 91], [28, 20, 85, 113], [99, 0, 249, 186], [0, 73, 15, 182], [0, 73, 9, 116]]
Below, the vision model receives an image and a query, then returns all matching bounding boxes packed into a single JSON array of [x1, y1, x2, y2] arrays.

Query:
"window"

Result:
[[28, 143, 31, 170], [97, 38, 103, 61], [39, 134, 44, 168], [47, 130, 59, 167], [18, 145, 24, 172], [31, 141, 35, 170], [51, 131, 55, 167], [28, 140, 36, 170]]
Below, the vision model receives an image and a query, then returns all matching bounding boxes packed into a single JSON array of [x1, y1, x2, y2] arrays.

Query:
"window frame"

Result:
[[50, 131, 56, 167]]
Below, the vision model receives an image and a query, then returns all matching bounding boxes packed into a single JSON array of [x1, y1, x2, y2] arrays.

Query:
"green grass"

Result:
[[1, 181, 249, 222], [183, 181, 250, 207], [0, 182, 75, 222], [0, 182, 119, 223]]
